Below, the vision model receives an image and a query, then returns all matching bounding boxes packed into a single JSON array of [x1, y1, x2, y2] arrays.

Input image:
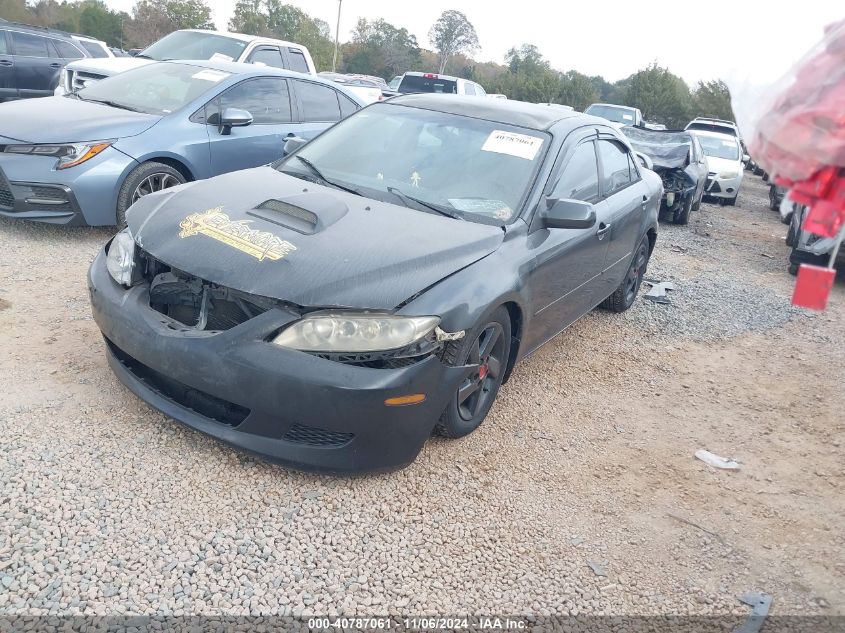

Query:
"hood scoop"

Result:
[[248, 191, 348, 235]]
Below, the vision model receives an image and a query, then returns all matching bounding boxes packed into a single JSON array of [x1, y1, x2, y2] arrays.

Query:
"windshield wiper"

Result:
[[386, 186, 462, 220], [290, 155, 364, 197], [84, 98, 144, 113]]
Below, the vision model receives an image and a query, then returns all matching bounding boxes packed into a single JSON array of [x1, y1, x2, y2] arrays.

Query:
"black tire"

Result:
[[435, 306, 512, 439], [673, 195, 693, 225], [769, 187, 778, 211], [691, 188, 702, 211], [600, 235, 650, 313], [788, 263, 799, 276], [785, 219, 797, 247], [116, 161, 186, 226], [725, 194, 737, 207]]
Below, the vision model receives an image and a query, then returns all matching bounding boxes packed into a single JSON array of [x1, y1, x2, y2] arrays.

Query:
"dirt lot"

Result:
[[0, 173, 842, 618]]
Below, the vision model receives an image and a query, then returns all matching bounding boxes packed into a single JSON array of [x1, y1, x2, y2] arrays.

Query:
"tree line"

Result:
[[1, 0, 733, 127]]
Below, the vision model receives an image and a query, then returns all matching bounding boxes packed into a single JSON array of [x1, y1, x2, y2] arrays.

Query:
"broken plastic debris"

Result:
[[695, 449, 741, 470], [643, 279, 675, 304], [586, 560, 607, 577]]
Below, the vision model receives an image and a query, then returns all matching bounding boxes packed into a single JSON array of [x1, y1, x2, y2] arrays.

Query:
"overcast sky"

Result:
[[105, 0, 841, 85]]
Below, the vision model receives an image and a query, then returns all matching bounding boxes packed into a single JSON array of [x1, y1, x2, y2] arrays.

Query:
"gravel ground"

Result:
[[0, 174, 842, 619]]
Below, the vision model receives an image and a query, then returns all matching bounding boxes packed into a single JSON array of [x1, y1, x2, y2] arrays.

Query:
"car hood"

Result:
[[65, 56, 152, 74], [0, 97, 159, 144], [706, 156, 741, 174], [128, 167, 505, 309]]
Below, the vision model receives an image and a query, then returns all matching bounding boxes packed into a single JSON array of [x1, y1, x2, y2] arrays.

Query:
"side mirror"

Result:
[[742, 153, 750, 164], [635, 151, 653, 171], [543, 198, 597, 230], [219, 107, 253, 136], [283, 135, 308, 155]]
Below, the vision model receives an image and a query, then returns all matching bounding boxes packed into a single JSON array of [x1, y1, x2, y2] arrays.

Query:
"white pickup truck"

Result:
[[56, 29, 316, 95]]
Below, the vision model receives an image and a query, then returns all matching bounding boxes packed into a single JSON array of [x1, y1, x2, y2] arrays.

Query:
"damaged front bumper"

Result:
[[87, 247, 468, 473], [656, 169, 695, 214]]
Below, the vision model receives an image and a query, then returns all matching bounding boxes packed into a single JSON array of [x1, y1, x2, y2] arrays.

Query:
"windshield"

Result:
[[398, 75, 458, 94], [140, 31, 247, 62], [388, 76, 401, 90], [80, 40, 108, 58], [696, 135, 740, 160], [76, 63, 230, 116], [585, 104, 636, 124], [275, 103, 548, 224]]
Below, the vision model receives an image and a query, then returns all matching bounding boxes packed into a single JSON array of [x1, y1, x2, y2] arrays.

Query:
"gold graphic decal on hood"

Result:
[[178, 208, 296, 261]]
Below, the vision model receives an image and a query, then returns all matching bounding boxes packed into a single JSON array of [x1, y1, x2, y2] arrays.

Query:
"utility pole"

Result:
[[332, 0, 342, 72]]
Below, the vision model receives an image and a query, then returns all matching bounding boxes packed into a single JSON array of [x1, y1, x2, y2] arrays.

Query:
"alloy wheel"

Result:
[[457, 322, 506, 422], [624, 241, 649, 305], [131, 172, 182, 203]]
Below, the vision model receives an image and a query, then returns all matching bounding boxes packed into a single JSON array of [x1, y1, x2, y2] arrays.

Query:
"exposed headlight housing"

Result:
[[273, 314, 440, 353], [4, 141, 112, 169], [106, 228, 136, 287]]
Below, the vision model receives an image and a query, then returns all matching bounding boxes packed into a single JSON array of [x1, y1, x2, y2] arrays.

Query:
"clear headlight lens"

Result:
[[4, 141, 112, 169], [719, 170, 739, 179], [273, 314, 440, 352], [106, 228, 136, 287]]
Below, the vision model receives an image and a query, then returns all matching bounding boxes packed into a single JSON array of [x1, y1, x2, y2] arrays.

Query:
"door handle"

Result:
[[641, 194, 648, 209], [596, 222, 611, 239], [50, 63, 63, 68], [284, 133, 297, 138], [0, 60, 13, 67]]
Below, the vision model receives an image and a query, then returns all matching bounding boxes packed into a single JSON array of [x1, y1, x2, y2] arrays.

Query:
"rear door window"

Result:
[[597, 139, 634, 196], [54, 39, 84, 59], [294, 80, 341, 122], [287, 48, 309, 73], [552, 141, 600, 203], [12, 31, 51, 57], [249, 46, 284, 68], [338, 92, 359, 118], [208, 77, 292, 125]]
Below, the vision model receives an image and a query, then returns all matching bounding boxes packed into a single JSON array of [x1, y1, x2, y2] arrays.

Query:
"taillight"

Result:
[[423, 73, 437, 78]]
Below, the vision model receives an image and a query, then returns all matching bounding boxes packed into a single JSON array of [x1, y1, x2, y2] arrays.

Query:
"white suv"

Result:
[[685, 117, 740, 137], [56, 29, 316, 95], [396, 72, 486, 96]]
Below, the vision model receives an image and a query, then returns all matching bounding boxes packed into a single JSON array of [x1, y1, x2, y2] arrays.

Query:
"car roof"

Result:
[[588, 103, 637, 111], [691, 117, 737, 126], [389, 94, 599, 131], [0, 19, 77, 40], [689, 129, 739, 142], [178, 29, 306, 48]]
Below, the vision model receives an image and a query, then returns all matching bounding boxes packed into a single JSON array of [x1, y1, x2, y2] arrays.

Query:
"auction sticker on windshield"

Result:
[[481, 130, 543, 160]]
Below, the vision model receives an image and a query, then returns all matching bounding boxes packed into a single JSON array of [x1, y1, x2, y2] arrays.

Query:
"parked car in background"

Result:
[[0, 21, 88, 100], [87, 95, 661, 472], [690, 130, 744, 205], [71, 34, 113, 58], [319, 72, 383, 104], [55, 29, 316, 95], [622, 126, 708, 224], [685, 117, 739, 138], [396, 72, 486, 96], [584, 103, 643, 127], [0, 60, 363, 226], [769, 183, 787, 212]]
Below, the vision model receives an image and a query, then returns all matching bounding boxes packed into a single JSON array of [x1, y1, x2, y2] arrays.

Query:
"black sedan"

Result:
[[88, 95, 661, 473]]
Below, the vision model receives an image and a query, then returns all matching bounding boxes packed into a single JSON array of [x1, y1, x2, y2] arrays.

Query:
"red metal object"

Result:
[[792, 264, 836, 311]]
